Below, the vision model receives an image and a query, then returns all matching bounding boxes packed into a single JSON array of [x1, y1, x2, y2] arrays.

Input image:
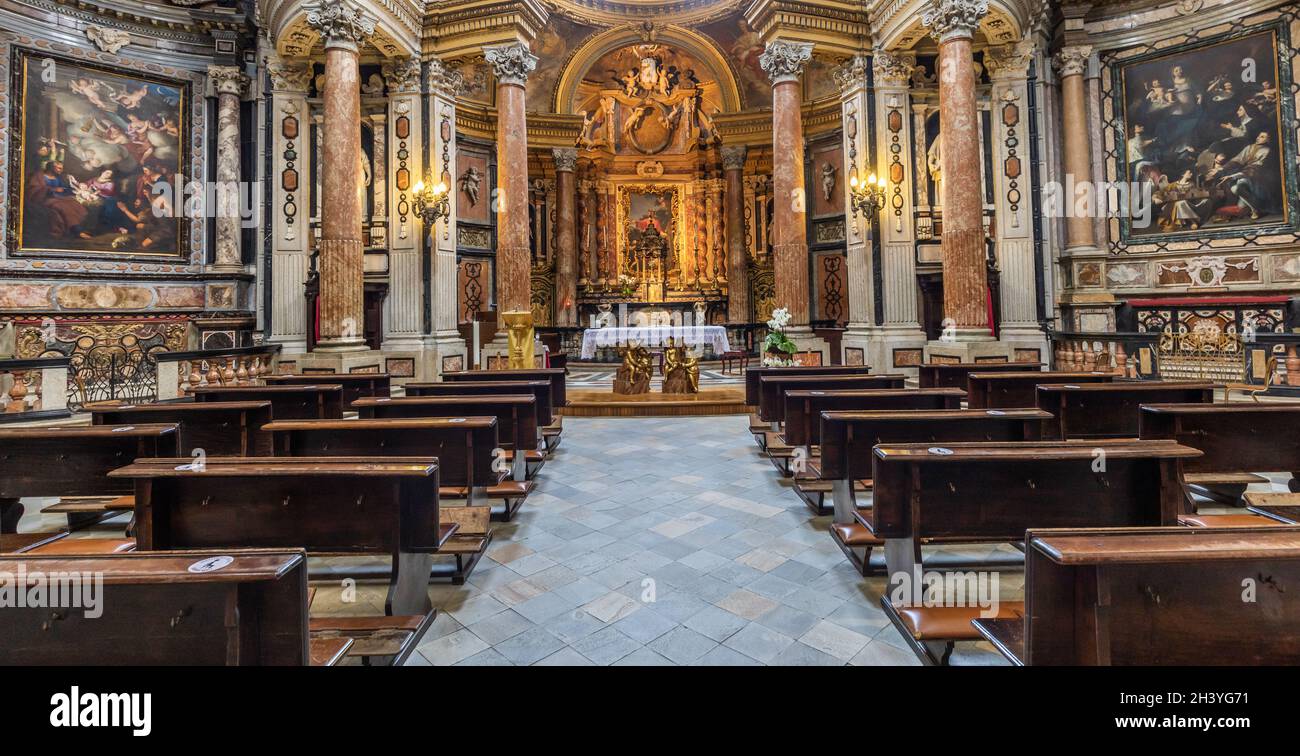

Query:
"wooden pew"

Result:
[[0, 548, 433, 665], [192, 383, 345, 420], [87, 400, 274, 457], [1036, 381, 1214, 439], [966, 371, 1114, 409], [404, 380, 554, 429], [779, 388, 966, 510], [353, 394, 540, 482], [918, 361, 1042, 389], [264, 372, 390, 405], [108, 457, 452, 617], [974, 525, 1300, 665], [757, 374, 906, 458], [744, 365, 874, 437], [442, 368, 566, 451], [818, 409, 1051, 570], [871, 439, 1201, 664], [264, 416, 503, 572], [782, 388, 966, 448], [0, 424, 180, 533], [1140, 403, 1300, 505], [744, 364, 874, 407]]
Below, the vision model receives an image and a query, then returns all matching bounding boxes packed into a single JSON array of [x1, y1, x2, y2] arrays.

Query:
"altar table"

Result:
[[579, 325, 731, 360]]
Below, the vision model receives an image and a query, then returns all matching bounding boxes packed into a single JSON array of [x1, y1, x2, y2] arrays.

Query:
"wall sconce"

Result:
[[848, 172, 885, 218], [413, 178, 450, 226]]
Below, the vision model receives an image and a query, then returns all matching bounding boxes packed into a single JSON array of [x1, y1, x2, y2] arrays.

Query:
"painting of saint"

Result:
[[627, 191, 672, 245], [12, 52, 189, 257], [1119, 29, 1292, 238]]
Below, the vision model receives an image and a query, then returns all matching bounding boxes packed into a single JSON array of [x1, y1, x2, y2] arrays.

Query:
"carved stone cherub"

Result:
[[821, 162, 837, 202], [459, 165, 482, 207]]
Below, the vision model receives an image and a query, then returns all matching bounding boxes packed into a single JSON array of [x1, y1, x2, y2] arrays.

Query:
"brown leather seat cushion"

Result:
[[895, 602, 1027, 641], [24, 537, 136, 556], [486, 480, 533, 497], [831, 522, 882, 547], [1178, 514, 1284, 528]]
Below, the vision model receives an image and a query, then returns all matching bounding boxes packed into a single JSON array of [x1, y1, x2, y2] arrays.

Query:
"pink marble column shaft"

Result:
[[724, 148, 749, 322], [318, 45, 366, 348], [937, 34, 989, 331], [1057, 53, 1096, 250], [496, 81, 531, 314], [771, 79, 810, 325], [554, 150, 578, 326]]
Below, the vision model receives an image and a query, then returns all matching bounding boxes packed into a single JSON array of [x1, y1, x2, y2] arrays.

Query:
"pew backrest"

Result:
[[88, 400, 273, 456], [819, 409, 1051, 481], [1139, 403, 1300, 474], [443, 368, 566, 409], [1036, 381, 1214, 439], [758, 374, 906, 423], [966, 371, 1115, 409], [781, 388, 966, 447], [870, 440, 1201, 541], [0, 424, 180, 500], [352, 395, 538, 450], [744, 365, 874, 407], [0, 549, 311, 665], [404, 380, 553, 427], [192, 384, 345, 420], [918, 361, 1042, 389], [264, 372, 390, 405]]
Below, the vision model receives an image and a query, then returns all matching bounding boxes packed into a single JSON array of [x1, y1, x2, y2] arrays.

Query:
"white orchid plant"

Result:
[[762, 307, 798, 366]]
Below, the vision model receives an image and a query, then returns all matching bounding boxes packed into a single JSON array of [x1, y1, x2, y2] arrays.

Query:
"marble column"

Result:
[[923, 0, 991, 339], [760, 40, 815, 327], [424, 58, 469, 373], [485, 43, 538, 319], [267, 59, 314, 351], [1053, 45, 1096, 252], [553, 148, 578, 326], [722, 146, 749, 323], [306, 0, 375, 352], [208, 66, 247, 271]]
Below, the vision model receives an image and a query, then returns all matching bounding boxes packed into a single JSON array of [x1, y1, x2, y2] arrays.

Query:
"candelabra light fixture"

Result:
[[848, 172, 886, 217], [413, 178, 450, 226]]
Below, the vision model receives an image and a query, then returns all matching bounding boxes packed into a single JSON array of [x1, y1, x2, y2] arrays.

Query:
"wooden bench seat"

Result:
[[39, 495, 135, 514], [309, 637, 354, 667], [974, 525, 1300, 665], [918, 361, 1041, 389], [15, 535, 137, 555], [965, 371, 1114, 409], [884, 601, 1027, 665], [0, 423, 180, 533], [109, 457, 450, 616], [1036, 381, 1214, 439], [192, 383, 345, 420], [308, 612, 434, 666], [264, 372, 391, 406], [1177, 513, 1283, 528], [1140, 403, 1300, 505], [87, 399, 274, 456]]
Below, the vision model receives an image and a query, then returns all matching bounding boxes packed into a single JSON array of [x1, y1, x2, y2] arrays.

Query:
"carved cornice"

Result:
[[484, 41, 538, 87], [759, 39, 814, 85], [921, 0, 990, 44], [544, 0, 744, 26], [423, 0, 548, 58], [744, 0, 871, 56]]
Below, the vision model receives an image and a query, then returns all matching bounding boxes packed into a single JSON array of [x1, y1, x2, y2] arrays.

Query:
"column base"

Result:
[[924, 337, 1012, 364], [780, 326, 830, 366], [209, 263, 246, 274], [312, 337, 370, 353], [842, 325, 929, 376]]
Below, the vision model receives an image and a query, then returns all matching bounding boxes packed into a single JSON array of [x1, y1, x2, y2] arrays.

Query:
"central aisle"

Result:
[[378, 414, 1007, 666]]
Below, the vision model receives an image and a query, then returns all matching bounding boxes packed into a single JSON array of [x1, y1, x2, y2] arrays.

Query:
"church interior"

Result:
[[2, 0, 1300, 672]]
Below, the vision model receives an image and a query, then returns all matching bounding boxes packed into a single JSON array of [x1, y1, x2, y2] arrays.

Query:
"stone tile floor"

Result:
[[311, 413, 1021, 666]]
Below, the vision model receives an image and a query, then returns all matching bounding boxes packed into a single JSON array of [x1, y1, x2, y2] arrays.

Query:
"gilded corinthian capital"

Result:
[[759, 40, 814, 85], [303, 0, 376, 52], [921, 0, 989, 44], [484, 43, 538, 87]]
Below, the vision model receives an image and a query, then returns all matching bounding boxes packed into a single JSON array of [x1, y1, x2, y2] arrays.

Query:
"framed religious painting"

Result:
[[7, 49, 192, 259], [617, 184, 683, 296], [1115, 25, 1297, 242]]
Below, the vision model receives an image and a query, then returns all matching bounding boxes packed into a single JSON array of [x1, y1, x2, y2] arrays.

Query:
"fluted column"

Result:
[[1054, 45, 1096, 253], [267, 59, 314, 351], [306, 0, 375, 352], [381, 57, 424, 351], [553, 148, 578, 326], [986, 44, 1044, 344], [834, 54, 877, 339], [208, 66, 247, 271], [485, 43, 538, 320], [760, 40, 814, 327], [923, 0, 991, 339], [722, 146, 749, 323]]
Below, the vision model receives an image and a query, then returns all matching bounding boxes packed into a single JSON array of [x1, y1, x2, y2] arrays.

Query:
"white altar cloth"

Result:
[[580, 325, 731, 359]]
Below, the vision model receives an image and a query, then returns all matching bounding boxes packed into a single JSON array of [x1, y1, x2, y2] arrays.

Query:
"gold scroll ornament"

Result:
[[502, 311, 535, 369]]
